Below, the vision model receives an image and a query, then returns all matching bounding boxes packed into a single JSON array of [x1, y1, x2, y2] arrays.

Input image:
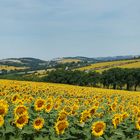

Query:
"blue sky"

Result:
[[0, 0, 140, 60]]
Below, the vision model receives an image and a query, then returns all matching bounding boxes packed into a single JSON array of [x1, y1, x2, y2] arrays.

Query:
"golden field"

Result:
[[0, 65, 28, 71], [58, 59, 81, 64], [118, 61, 140, 69], [0, 80, 139, 140], [77, 59, 140, 72]]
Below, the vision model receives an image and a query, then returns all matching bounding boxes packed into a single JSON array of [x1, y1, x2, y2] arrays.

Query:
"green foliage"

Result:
[[43, 70, 101, 86], [44, 68, 140, 91]]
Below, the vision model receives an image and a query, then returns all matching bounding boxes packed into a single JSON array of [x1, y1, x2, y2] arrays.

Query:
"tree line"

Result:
[[43, 68, 140, 91]]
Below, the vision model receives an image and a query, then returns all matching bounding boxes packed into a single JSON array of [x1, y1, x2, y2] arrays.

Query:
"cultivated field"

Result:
[[0, 80, 139, 140], [77, 59, 140, 72], [58, 59, 81, 64], [0, 65, 28, 71]]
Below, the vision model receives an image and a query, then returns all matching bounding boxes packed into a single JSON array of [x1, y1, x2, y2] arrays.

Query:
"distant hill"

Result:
[[0, 55, 139, 72], [0, 57, 47, 67], [0, 57, 53, 72], [63, 56, 98, 62], [55, 55, 139, 63], [54, 56, 98, 64], [95, 55, 139, 61], [0, 55, 139, 82]]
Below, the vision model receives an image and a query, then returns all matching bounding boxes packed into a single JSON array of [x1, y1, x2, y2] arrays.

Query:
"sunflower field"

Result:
[[0, 80, 139, 140]]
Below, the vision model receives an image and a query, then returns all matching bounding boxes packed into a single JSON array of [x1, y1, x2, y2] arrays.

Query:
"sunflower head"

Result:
[[12, 94, 20, 104], [111, 102, 117, 112], [72, 104, 79, 111], [45, 103, 53, 113], [0, 103, 8, 117], [46, 97, 53, 104], [91, 121, 106, 137], [112, 116, 121, 129], [14, 105, 28, 116], [57, 111, 68, 121], [89, 106, 97, 116], [54, 102, 61, 110], [121, 112, 129, 120], [15, 114, 29, 129], [80, 110, 91, 123], [55, 120, 69, 135], [33, 117, 44, 130], [63, 106, 72, 115], [34, 98, 45, 111]]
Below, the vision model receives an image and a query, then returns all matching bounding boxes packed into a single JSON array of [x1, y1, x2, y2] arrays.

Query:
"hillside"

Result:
[[0, 57, 48, 67], [0, 55, 138, 70], [77, 58, 140, 72], [55, 55, 138, 63], [0, 55, 139, 78]]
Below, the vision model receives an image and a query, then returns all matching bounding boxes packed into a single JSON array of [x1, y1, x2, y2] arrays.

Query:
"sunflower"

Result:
[[63, 106, 72, 115], [95, 113, 104, 118], [54, 102, 61, 110], [119, 105, 124, 112], [0, 115, 4, 127], [55, 120, 69, 135], [112, 116, 121, 129], [33, 117, 44, 130], [15, 114, 29, 129], [16, 99, 24, 105], [0, 103, 8, 117], [91, 121, 106, 137], [46, 97, 53, 104], [45, 103, 53, 113], [12, 94, 20, 104], [94, 102, 99, 107], [0, 99, 8, 106], [121, 112, 129, 120], [137, 110, 140, 118], [72, 104, 79, 111], [89, 106, 97, 117], [34, 98, 45, 111], [113, 113, 121, 118], [136, 118, 140, 130], [57, 111, 68, 121], [14, 105, 28, 116], [110, 102, 117, 112], [80, 110, 91, 123]]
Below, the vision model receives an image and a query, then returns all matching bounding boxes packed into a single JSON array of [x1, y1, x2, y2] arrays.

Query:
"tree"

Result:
[[124, 69, 136, 90], [87, 71, 101, 86], [102, 68, 126, 90], [132, 69, 140, 91]]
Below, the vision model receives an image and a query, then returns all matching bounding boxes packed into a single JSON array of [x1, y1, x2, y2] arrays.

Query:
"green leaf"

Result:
[[5, 123, 14, 133], [50, 136, 60, 140], [22, 127, 34, 135], [34, 136, 49, 140], [10, 136, 23, 140]]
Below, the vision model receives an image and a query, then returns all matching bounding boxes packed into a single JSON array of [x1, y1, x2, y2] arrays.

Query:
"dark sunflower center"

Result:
[[35, 120, 42, 126], [0, 107, 5, 115], [58, 122, 66, 131], [16, 107, 26, 115], [37, 101, 44, 107], [17, 116, 26, 124], [95, 123, 104, 133]]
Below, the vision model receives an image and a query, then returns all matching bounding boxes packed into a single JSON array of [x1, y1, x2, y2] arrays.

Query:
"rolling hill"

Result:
[[76, 58, 140, 72], [0, 55, 139, 74]]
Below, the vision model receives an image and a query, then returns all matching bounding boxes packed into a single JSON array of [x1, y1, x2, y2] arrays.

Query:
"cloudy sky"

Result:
[[0, 0, 140, 60]]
